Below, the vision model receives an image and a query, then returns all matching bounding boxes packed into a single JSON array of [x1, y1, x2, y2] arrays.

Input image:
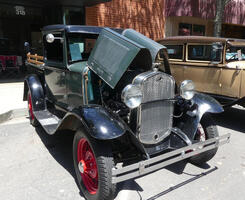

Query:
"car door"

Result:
[[43, 32, 68, 109], [183, 43, 222, 95], [219, 47, 245, 99], [220, 64, 242, 98], [240, 67, 245, 98]]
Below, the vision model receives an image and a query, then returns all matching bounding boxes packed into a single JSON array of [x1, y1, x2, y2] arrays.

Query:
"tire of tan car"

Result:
[[73, 129, 116, 200], [189, 114, 219, 166]]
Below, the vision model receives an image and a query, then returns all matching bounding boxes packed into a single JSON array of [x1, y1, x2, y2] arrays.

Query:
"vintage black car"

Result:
[[24, 25, 230, 200]]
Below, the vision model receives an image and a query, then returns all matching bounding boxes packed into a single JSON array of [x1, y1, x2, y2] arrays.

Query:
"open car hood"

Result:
[[87, 28, 166, 88]]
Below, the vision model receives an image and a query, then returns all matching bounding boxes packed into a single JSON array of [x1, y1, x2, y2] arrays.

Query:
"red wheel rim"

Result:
[[28, 94, 34, 121], [197, 124, 206, 142], [77, 138, 98, 194]]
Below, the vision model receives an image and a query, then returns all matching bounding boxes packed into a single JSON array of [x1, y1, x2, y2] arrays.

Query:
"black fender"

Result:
[[193, 92, 224, 119], [177, 92, 223, 140], [56, 105, 148, 156], [59, 105, 126, 140], [23, 74, 46, 111]]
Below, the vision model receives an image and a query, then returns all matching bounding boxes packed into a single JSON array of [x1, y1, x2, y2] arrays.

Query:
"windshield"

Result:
[[67, 33, 98, 63], [226, 46, 245, 62]]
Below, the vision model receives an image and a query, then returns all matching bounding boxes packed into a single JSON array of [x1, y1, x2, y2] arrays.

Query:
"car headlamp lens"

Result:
[[121, 84, 142, 109], [180, 80, 195, 100]]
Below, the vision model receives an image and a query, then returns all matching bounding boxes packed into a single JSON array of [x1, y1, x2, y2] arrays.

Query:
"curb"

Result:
[[0, 108, 28, 124]]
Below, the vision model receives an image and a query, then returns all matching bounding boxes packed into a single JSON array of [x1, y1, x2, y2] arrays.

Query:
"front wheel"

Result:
[[189, 114, 219, 166], [73, 129, 116, 200]]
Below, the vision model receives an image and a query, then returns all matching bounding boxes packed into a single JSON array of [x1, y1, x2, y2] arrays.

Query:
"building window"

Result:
[[179, 23, 192, 36], [193, 24, 205, 36], [179, 23, 205, 36]]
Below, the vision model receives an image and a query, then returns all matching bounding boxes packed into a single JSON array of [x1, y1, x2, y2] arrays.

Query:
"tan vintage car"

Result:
[[158, 36, 245, 106]]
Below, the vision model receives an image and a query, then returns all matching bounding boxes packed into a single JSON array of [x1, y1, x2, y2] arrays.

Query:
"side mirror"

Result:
[[46, 34, 55, 43], [24, 42, 30, 53], [46, 33, 64, 43]]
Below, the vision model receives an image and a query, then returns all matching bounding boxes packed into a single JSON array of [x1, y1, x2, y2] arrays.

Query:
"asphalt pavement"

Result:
[[0, 81, 27, 123], [0, 106, 245, 200]]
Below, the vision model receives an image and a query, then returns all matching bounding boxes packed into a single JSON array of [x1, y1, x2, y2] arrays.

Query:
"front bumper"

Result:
[[112, 133, 230, 184]]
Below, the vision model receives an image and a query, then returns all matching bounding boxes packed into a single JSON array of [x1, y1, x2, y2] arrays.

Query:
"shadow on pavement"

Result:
[[115, 160, 211, 199], [145, 166, 218, 200], [35, 126, 85, 198], [35, 126, 75, 175], [36, 127, 84, 197], [0, 71, 26, 83], [117, 179, 143, 192], [213, 107, 245, 133]]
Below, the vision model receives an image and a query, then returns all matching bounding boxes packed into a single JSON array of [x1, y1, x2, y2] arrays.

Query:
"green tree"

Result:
[[214, 0, 232, 37]]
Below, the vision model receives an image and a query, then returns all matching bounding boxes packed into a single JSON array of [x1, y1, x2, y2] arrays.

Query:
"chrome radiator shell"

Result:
[[133, 71, 175, 144]]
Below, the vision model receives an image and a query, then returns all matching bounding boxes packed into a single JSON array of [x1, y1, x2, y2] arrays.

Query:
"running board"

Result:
[[34, 110, 61, 134], [112, 133, 231, 184]]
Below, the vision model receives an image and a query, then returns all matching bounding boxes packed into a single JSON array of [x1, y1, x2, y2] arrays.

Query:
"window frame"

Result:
[[164, 44, 184, 61], [186, 43, 222, 63], [66, 33, 98, 64], [43, 31, 65, 68]]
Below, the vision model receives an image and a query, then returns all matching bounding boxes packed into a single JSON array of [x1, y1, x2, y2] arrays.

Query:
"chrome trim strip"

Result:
[[112, 133, 230, 183]]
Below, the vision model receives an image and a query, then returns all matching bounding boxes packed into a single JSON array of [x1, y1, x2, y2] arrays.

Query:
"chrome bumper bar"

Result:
[[112, 133, 230, 184]]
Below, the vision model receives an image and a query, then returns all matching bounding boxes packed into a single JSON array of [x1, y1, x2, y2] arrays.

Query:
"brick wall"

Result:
[[86, 0, 165, 40]]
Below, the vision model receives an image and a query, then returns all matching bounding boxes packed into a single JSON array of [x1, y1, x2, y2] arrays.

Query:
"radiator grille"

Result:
[[136, 71, 175, 144]]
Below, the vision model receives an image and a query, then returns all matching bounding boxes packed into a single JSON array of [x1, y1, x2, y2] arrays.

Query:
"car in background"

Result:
[[158, 36, 245, 107]]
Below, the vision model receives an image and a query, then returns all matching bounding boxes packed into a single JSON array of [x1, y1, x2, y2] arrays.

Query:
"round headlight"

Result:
[[121, 84, 142, 109], [180, 80, 195, 100]]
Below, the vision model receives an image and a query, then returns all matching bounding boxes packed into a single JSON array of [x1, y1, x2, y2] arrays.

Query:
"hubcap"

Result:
[[77, 138, 98, 194], [78, 160, 86, 174]]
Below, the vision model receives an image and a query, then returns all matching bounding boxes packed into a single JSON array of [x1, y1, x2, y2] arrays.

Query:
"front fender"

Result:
[[56, 105, 148, 156], [177, 93, 223, 140], [193, 92, 224, 120], [23, 74, 45, 111], [60, 106, 126, 140]]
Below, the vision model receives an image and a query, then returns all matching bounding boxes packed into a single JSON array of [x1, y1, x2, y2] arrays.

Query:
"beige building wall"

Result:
[[165, 16, 214, 37]]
